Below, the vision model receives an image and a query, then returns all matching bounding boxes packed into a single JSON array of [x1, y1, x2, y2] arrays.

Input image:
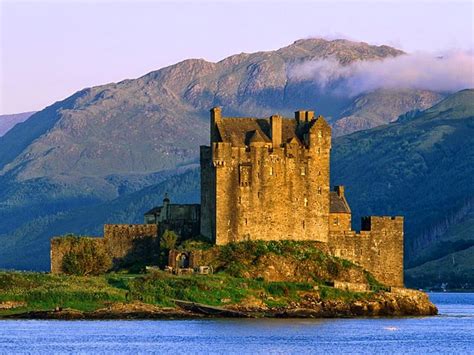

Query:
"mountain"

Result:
[[331, 89, 444, 136], [0, 38, 464, 274], [0, 112, 36, 136], [331, 89, 474, 288]]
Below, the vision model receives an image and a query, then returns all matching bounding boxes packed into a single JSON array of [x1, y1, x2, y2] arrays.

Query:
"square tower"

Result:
[[200, 108, 332, 244]]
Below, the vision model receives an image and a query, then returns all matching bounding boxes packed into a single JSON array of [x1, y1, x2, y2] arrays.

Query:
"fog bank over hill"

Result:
[[289, 50, 474, 96]]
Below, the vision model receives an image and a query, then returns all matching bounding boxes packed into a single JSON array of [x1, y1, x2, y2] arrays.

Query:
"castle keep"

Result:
[[51, 107, 404, 287], [200, 108, 404, 286]]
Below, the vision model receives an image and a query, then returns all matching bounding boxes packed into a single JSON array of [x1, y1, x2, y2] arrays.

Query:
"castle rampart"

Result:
[[51, 224, 158, 274], [328, 216, 404, 287]]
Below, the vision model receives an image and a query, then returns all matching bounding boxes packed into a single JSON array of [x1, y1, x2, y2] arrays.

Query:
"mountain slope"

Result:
[[0, 38, 466, 273], [0, 38, 404, 182], [332, 89, 444, 136], [0, 111, 36, 137], [0, 167, 200, 270], [331, 89, 474, 282]]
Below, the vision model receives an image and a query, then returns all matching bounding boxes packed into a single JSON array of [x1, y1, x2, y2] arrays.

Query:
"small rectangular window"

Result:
[[300, 167, 306, 176], [269, 167, 273, 176]]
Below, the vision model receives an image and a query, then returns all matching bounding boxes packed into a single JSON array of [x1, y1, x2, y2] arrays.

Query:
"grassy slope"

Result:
[[332, 90, 474, 268], [0, 271, 368, 317], [405, 246, 474, 289]]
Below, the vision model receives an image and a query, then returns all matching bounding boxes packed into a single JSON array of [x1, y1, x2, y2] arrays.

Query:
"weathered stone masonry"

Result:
[[51, 224, 158, 274], [200, 108, 404, 287], [50, 107, 404, 288]]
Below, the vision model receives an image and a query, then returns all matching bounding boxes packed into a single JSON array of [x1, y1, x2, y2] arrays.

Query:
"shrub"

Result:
[[160, 230, 179, 250], [62, 238, 112, 276]]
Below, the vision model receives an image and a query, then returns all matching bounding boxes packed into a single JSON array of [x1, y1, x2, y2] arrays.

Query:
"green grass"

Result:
[[0, 270, 373, 316], [0, 272, 127, 314]]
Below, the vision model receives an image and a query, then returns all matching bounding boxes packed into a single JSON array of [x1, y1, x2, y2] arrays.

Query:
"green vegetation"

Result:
[[0, 270, 372, 316], [0, 272, 126, 314], [0, 239, 386, 316], [332, 90, 474, 288], [61, 237, 112, 276]]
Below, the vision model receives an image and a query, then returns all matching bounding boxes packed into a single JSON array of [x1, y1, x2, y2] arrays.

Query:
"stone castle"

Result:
[[51, 107, 404, 287], [200, 108, 403, 286]]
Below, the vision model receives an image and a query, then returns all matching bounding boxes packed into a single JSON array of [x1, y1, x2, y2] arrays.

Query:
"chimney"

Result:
[[210, 107, 222, 122], [210, 107, 222, 143], [294, 110, 306, 123], [270, 115, 282, 147], [335, 186, 345, 198], [306, 111, 315, 121]]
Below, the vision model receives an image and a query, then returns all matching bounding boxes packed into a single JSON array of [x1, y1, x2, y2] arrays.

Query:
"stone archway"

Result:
[[176, 252, 189, 268]]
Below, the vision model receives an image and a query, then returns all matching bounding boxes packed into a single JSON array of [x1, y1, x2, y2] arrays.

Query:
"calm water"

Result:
[[0, 293, 473, 354]]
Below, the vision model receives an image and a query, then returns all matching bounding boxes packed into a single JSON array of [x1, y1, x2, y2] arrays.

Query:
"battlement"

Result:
[[328, 215, 404, 287], [361, 215, 404, 231]]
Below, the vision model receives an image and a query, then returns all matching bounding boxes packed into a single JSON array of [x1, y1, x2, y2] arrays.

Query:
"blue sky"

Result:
[[1, 0, 473, 114]]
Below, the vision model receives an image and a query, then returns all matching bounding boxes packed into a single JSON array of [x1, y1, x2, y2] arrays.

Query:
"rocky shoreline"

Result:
[[2, 289, 437, 320]]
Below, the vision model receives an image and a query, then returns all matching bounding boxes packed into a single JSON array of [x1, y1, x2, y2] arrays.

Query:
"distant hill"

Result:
[[332, 89, 444, 136], [332, 89, 474, 288], [0, 38, 466, 277], [0, 111, 36, 136]]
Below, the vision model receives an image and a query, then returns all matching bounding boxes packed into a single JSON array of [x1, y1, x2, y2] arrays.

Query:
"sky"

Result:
[[0, 0, 473, 114]]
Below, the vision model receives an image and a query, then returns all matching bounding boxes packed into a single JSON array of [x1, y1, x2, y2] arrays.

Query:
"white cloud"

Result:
[[288, 50, 474, 96]]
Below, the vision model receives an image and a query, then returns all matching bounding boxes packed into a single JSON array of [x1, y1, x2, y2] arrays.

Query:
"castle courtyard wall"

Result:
[[50, 236, 105, 274], [51, 224, 158, 274], [328, 216, 404, 287], [104, 224, 158, 261]]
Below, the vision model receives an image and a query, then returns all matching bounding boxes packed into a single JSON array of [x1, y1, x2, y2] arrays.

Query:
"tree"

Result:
[[160, 230, 179, 250]]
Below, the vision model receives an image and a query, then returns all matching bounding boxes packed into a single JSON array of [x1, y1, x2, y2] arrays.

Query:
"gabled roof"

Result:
[[330, 191, 351, 214], [216, 117, 298, 147], [248, 129, 270, 145]]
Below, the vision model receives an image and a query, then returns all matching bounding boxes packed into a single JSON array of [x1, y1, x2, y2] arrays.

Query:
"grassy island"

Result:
[[0, 241, 437, 319]]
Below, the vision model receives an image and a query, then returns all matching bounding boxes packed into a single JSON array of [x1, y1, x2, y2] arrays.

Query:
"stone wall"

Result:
[[328, 216, 404, 287], [50, 236, 105, 274], [51, 224, 159, 274], [104, 224, 158, 261], [202, 110, 332, 245], [329, 213, 351, 232]]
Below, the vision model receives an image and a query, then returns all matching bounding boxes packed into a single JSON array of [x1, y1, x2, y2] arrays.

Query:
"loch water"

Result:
[[0, 293, 472, 354]]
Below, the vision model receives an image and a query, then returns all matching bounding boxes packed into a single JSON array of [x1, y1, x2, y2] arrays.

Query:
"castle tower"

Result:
[[200, 107, 332, 244]]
